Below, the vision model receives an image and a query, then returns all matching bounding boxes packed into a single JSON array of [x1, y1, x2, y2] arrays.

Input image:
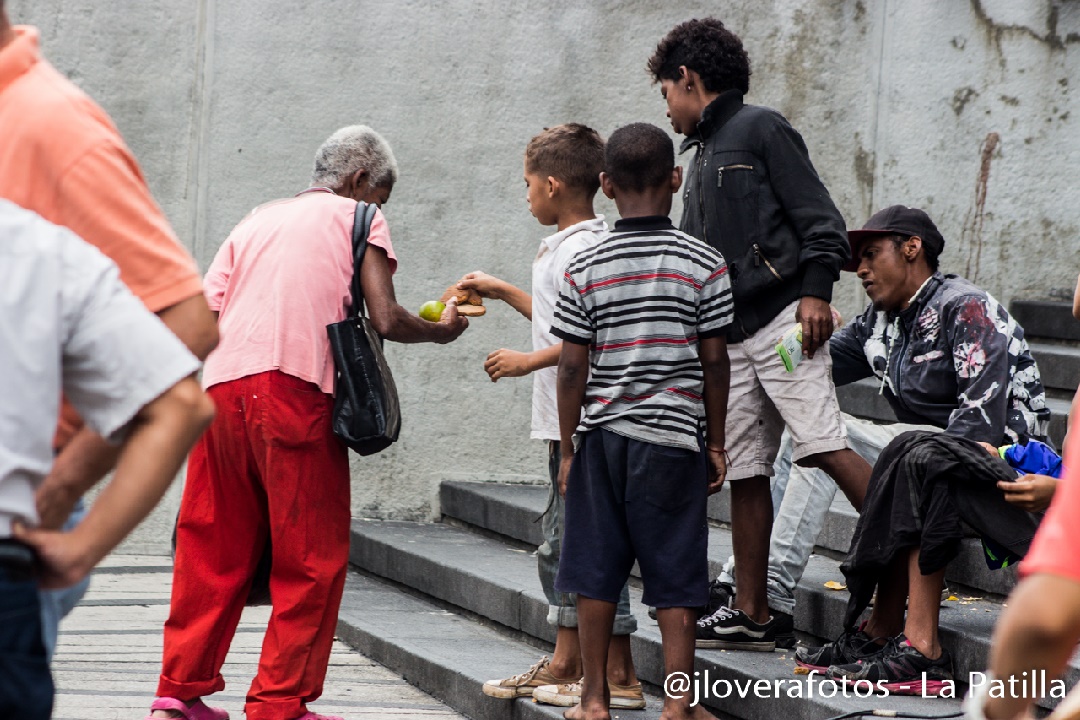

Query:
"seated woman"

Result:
[[797, 430, 1063, 696]]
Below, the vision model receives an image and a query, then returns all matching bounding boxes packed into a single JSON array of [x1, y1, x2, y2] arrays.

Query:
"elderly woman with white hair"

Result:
[[147, 126, 468, 720]]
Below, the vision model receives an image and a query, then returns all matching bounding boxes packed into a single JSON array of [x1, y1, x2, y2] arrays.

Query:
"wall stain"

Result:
[[853, 135, 875, 219], [970, 0, 1080, 53], [952, 87, 980, 116], [961, 132, 1000, 282]]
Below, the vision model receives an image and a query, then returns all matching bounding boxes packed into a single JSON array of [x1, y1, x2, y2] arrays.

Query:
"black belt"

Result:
[[0, 539, 37, 581]]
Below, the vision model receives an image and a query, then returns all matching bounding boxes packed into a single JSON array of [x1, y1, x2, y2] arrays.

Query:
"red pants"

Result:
[[158, 371, 350, 720]]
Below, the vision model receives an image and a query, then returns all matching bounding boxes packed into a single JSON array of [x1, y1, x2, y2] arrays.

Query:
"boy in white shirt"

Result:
[[463, 124, 643, 710]]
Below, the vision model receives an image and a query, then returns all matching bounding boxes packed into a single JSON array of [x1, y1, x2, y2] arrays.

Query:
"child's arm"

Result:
[[700, 335, 731, 495], [458, 271, 533, 320], [556, 341, 590, 496], [483, 343, 561, 382]]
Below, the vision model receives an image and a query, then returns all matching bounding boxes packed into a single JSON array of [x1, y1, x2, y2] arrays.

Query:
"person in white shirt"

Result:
[[0, 200, 215, 720], [460, 123, 645, 710]]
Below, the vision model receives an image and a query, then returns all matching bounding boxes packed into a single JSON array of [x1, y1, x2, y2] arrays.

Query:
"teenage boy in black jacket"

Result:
[[649, 17, 873, 649]]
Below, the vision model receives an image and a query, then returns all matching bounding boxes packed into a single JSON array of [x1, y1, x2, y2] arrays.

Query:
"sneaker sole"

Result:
[[482, 683, 534, 699], [878, 678, 953, 696], [696, 639, 775, 652], [531, 689, 645, 709], [794, 659, 830, 673], [827, 672, 953, 697]]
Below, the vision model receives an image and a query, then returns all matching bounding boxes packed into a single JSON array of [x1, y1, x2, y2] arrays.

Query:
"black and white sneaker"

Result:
[[695, 606, 776, 651]]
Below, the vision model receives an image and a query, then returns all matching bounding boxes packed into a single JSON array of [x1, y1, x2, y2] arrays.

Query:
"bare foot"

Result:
[[564, 700, 611, 720], [659, 703, 716, 720]]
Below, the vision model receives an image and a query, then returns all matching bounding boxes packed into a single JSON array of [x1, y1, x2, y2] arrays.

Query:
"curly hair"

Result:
[[647, 18, 751, 95], [604, 123, 674, 193], [525, 123, 605, 194]]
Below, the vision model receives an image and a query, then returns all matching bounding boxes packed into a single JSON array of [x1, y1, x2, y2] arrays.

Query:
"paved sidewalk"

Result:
[[52, 554, 467, 720]]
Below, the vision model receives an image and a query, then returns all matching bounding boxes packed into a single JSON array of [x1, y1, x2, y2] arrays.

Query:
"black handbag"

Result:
[[326, 201, 402, 455]]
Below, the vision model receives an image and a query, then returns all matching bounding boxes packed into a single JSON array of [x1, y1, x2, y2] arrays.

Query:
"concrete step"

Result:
[[836, 378, 1071, 449], [350, 519, 966, 719], [1029, 341, 1080, 394], [1011, 300, 1080, 343], [336, 570, 665, 720], [444, 480, 1019, 602]]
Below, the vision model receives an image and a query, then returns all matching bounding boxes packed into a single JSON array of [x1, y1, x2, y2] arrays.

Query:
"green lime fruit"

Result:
[[418, 300, 445, 322]]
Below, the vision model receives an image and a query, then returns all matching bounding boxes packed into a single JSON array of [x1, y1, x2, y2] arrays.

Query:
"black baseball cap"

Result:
[[844, 205, 945, 272]]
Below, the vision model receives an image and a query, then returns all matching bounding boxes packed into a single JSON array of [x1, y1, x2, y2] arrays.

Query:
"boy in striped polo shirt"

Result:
[[549, 123, 732, 720]]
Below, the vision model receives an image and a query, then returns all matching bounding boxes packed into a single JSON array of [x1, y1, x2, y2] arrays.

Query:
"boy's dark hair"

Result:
[[525, 123, 604, 194], [604, 123, 674, 193], [647, 18, 751, 95]]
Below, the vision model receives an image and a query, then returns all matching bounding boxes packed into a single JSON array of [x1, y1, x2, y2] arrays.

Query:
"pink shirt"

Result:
[[202, 190, 397, 394]]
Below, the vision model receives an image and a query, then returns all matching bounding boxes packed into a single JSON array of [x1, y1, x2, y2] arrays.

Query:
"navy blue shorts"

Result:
[[555, 428, 709, 609]]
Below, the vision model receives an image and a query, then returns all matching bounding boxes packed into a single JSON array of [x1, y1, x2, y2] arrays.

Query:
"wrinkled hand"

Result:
[[484, 349, 531, 382], [438, 297, 469, 342], [706, 445, 728, 495], [458, 271, 504, 300], [558, 454, 574, 497], [35, 477, 81, 531], [998, 474, 1057, 513], [796, 296, 834, 359], [12, 523, 93, 590]]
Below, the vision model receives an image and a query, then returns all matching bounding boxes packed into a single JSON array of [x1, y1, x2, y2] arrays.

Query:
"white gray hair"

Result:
[[311, 125, 399, 189]]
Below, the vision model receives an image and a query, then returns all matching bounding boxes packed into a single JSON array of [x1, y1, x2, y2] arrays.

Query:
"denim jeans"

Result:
[[39, 498, 90, 661], [538, 441, 637, 635], [0, 551, 53, 720], [719, 415, 934, 615]]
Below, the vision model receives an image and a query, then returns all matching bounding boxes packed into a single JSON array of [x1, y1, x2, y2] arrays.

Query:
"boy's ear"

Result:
[[670, 166, 683, 195], [599, 172, 616, 201], [546, 176, 560, 197]]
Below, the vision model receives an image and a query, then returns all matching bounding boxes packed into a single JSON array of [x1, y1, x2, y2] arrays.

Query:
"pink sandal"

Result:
[[144, 697, 229, 720]]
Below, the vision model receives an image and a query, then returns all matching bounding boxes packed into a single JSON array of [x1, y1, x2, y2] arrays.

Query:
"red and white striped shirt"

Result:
[[551, 216, 732, 450]]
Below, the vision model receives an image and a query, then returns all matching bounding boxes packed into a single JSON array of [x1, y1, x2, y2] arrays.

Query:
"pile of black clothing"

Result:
[[841, 431, 1042, 628]]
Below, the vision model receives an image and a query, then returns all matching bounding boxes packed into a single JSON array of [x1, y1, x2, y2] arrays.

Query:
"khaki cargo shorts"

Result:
[[725, 300, 849, 481]]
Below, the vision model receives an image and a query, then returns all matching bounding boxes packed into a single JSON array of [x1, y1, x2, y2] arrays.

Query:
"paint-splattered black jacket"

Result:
[[830, 272, 1051, 445]]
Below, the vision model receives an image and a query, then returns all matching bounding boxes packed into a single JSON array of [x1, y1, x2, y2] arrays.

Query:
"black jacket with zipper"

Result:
[[679, 90, 850, 342]]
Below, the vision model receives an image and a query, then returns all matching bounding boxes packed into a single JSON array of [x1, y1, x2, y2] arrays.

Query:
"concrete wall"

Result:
[[9, 0, 1078, 552]]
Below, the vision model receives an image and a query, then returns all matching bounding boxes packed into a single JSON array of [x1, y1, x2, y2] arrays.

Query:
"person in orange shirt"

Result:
[[0, 1, 219, 659]]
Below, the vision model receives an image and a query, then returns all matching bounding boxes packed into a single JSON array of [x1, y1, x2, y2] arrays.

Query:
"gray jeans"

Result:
[[719, 415, 933, 615], [539, 441, 637, 635]]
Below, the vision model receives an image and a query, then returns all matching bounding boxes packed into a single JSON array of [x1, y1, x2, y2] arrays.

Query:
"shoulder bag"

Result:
[[326, 201, 402, 455]]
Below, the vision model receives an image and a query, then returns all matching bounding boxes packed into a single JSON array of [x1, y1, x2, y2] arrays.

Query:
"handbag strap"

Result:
[[348, 201, 379, 318]]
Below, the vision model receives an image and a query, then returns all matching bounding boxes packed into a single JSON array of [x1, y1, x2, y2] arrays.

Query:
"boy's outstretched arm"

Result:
[[556, 341, 590, 496], [700, 335, 730, 495], [483, 343, 561, 382], [459, 271, 533, 320]]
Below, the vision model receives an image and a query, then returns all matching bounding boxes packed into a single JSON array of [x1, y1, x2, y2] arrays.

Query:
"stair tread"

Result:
[[447, 479, 1019, 598], [337, 570, 667, 719], [432, 485, 1080, 694], [1010, 300, 1080, 343], [351, 519, 975, 717]]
